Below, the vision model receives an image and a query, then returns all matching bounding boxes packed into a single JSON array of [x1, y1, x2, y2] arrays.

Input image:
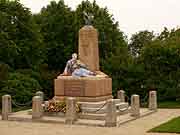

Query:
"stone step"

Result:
[[78, 101, 106, 108], [80, 102, 129, 114], [79, 107, 131, 120], [78, 113, 105, 120], [80, 107, 106, 114], [79, 99, 128, 108]]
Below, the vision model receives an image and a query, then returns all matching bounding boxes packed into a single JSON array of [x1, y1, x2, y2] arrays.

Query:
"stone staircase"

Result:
[[78, 99, 130, 120]]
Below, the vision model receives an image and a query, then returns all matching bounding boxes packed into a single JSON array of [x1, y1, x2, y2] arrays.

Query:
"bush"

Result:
[[0, 72, 42, 104]]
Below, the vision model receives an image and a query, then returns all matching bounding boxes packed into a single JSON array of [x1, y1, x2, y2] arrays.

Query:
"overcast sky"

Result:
[[20, 0, 180, 37]]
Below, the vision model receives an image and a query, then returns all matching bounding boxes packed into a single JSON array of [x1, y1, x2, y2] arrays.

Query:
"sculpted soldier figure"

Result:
[[61, 53, 96, 77]]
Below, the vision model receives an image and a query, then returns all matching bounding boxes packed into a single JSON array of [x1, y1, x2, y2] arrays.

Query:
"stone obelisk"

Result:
[[79, 26, 99, 71]]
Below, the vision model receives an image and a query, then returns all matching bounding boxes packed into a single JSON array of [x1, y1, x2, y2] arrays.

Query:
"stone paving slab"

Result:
[[0, 109, 180, 135], [2, 108, 155, 127]]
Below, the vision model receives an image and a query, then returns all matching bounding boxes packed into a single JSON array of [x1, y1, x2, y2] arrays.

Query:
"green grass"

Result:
[[158, 101, 180, 108], [149, 116, 180, 133], [141, 100, 180, 108], [0, 106, 31, 114]]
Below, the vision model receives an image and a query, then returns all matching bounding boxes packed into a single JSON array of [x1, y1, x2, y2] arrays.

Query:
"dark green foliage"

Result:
[[0, 72, 41, 104], [0, 0, 45, 69], [35, 0, 76, 71], [128, 30, 155, 57], [139, 29, 180, 101], [0, 63, 9, 89]]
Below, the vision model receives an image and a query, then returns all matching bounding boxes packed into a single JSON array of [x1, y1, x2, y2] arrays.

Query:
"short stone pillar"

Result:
[[65, 97, 77, 124], [44, 101, 49, 111], [105, 99, 117, 127], [35, 91, 44, 101], [117, 90, 125, 102], [32, 96, 43, 120], [2, 95, 12, 120], [130, 94, 140, 117], [148, 91, 157, 111]]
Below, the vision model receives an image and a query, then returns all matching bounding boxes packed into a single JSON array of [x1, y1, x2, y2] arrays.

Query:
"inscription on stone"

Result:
[[64, 80, 84, 96]]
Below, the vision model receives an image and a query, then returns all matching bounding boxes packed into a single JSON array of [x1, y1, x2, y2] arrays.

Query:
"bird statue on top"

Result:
[[83, 11, 94, 25]]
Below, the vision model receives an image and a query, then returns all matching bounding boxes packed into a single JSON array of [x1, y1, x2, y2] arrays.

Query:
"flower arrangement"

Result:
[[44, 100, 81, 113]]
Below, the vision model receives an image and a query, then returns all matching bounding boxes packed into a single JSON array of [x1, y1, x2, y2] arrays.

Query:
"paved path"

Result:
[[0, 109, 180, 135]]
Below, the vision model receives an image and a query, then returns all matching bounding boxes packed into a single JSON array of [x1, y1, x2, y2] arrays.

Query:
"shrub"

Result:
[[0, 72, 42, 104]]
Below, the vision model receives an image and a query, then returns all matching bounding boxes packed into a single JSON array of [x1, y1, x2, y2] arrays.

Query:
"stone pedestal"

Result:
[[105, 99, 117, 127], [79, 26, 99, 71], [148, 91, 157, 111], [2, 95, 11, 120], [32, 96, 43, 120], [54, 76, 112, 102], [35, 91, 44, 101], [65, 97, 77, 124], [117, 90, 125, 102], [130, 94, 140, 117]]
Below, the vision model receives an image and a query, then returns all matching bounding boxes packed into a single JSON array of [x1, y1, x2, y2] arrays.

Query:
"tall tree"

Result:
[[0, 0, 44, 69], [128, 30, 155, 57], [34, 0, 75, 71]]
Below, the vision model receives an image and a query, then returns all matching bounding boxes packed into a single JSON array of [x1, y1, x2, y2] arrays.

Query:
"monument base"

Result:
[[54, 73, 112, 102], [53, 95, 112, 102]]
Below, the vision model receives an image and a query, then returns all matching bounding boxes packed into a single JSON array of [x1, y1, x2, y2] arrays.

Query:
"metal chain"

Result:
[[141, 93, 149, 105], [12, 99, 32, 108], [83, 101, 107, 113], [118, 104, 130, 112]]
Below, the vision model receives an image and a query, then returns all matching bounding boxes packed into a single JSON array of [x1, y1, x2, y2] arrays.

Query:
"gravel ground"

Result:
[[0, 109, 180, 135]]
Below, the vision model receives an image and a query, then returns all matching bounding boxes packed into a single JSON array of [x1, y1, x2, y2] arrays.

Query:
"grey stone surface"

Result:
[[2, 95, 11, 120], [105, 99, 117, 127], [32, 96, 43, 120], [65, 97, 77, 124], [148, 91, 157, 111], [35, 91, 44, 101], [130, 94, 140, 117], [117, 90, 125, 102]]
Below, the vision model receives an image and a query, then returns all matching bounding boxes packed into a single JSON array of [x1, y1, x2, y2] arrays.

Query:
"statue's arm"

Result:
[[77, 60, 88, 69]]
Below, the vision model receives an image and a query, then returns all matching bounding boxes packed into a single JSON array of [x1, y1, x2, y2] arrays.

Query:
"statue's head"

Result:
[[72, 53, 78, 60]]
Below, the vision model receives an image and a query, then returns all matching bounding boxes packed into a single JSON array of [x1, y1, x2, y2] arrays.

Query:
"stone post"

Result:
[[44, 101, 49, 111], [130, 94, 140, 117], [65, 97, 77, 124], [32, 96, 43, 120], [2, 95, 12, 120], [148, 91, 157, 111], [35, 91, 44, 102], [117, 90, 125, 102], [105, 99, 117, 127]]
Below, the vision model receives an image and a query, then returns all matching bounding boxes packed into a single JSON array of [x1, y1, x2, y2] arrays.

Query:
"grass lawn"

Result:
[[0, 106, 31, 114], [141, 100, 180, 108], [158, 100, 180, 108], [149, 116, 180, 133]]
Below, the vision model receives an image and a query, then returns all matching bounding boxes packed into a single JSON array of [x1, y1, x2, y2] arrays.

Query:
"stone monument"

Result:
[[54, 13, 112, 102]]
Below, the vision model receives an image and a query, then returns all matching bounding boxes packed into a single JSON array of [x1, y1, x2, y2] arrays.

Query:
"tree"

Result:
[[34, 0, 75, 71], [138, 28, 180, 101], [128, 30, 155, 57], [0, 0, 44, 69]]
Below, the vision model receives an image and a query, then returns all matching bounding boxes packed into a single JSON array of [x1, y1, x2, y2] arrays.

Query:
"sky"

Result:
[[20, 0, 180, 37]]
